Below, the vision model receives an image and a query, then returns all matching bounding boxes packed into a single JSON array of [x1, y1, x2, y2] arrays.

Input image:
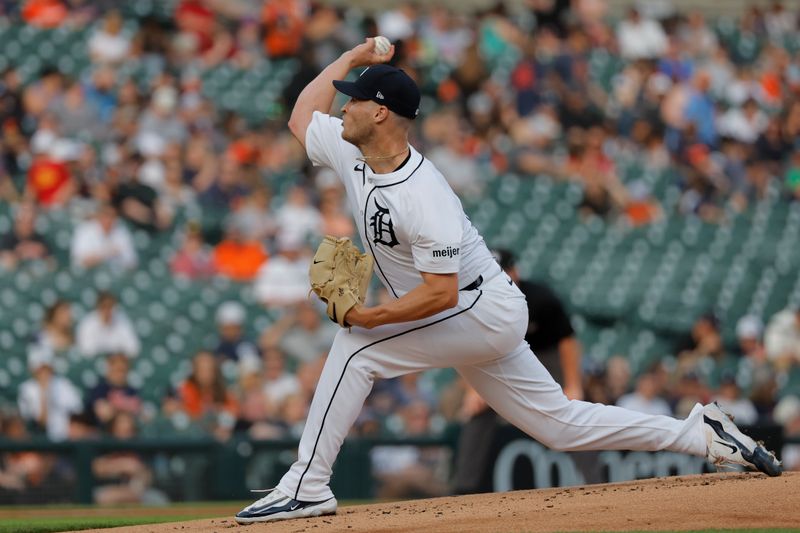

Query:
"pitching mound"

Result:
[[78, 472, 799, 532]]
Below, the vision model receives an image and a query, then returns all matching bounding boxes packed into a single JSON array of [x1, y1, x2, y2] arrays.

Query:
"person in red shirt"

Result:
[[212, 219, 268, 281], [170, 222, 216, 279], [261, 0, 307, 59], [22, 0, 67, 29], [174, 0, 215, 54], [177, 351, 237, 418], [174, 350, 238, 440], [25, 133, 75, 208]]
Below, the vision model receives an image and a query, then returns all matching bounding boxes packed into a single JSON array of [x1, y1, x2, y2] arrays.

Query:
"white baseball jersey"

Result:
[[305, 111, 500, 296], [275, 111, 707, 503]]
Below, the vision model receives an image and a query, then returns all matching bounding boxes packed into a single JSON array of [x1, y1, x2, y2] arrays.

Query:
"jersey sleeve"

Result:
[[304, 111, 348, 171], [409, 189, 464, 274]]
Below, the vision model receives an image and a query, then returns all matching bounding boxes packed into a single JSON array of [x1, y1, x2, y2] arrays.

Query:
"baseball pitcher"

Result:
[[235, 38, 781, 524]]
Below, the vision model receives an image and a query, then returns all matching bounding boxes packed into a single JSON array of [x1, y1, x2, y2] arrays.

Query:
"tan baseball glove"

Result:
[[309, 236, 374, 327]]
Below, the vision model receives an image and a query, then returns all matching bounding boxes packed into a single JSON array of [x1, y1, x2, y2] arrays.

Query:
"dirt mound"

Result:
[[77, 471, 799, 533]]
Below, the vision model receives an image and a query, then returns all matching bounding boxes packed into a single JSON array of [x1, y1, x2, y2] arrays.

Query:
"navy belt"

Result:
[[460, 275, 483, 291]]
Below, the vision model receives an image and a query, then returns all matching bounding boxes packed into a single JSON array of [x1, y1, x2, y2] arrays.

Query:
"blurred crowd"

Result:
[[1, 0, 800, 503]]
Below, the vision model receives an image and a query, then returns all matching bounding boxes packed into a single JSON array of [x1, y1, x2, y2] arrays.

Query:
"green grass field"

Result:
[[0, 515, 221, 533], [0, 502, 239, 533]]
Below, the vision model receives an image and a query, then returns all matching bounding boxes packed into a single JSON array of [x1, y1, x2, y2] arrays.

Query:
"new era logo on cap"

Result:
[[376, 91, 384, 100]]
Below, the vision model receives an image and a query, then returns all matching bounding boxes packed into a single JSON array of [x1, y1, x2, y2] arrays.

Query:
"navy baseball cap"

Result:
[[333, 64, 420, 120]]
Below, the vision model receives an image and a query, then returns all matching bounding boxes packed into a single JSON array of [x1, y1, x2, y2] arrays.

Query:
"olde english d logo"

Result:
[[369, 199, 399, 247]]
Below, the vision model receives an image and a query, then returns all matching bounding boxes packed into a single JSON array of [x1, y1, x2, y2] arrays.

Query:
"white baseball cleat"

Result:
[[235, 488, 337, 524], [703, 402, 782, 477]]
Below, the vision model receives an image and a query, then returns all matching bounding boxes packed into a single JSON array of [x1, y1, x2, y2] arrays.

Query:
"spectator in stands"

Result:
[[110, 80, 143, 142], [112, 153, 171, 233], [427, 122, 484, 199], [773, 395, 800, 471], [712, 371, 758, 426], [678, 11, 717, 59], [198, 156, 251, 212], [174, 0, 216, 57], [0, 203, 51, 270], [604, 355, 633, 405], [22, 0, 68, 29], [274, 186, 321, 248], [176, 350, 238, 438], [260, 301, 337, 365], [230, 186, 276, 243], [295, 356, 326, 406], [735, 315, 767, 361], [616, 8, 668, 61], [17, 345, 82, 441], [25, 129, 75, 209], [616, 370, 673, 416], [253, 235, 311, 308], [136, 85, 187, 149], [157, 148, 198, 220], [49, 80, 103, 140], [70, 203, 137, 271], [764, 1, 796, 40], [213, 301, 259, 362], [764, 307, 800, 370], [76, 291, 140, 358], [84, 352, 141, 431], [92, 412, 166, 505], [212, 218, 268, 281], [0, 67, 24, 129], [754, 117, 789, 172], [370, 400, 449, 499], [674, 312, 724, 366], [83, 67, 118, 126], [276, 393, 309, 439], [575, 128, 630, 220], [34, 299, 74, 356], [169, 222, 216, 279], [261, 0, 307, 59], [260, 347, 300, 414], [0, 413, 61, 503], [718, 98, 769, 145], [582, 364, 611, 405], [367, 372, 435, 421], [22, 67, 63, 121], [88, 10, 131, 65], [683, 71, 718, 148], [623, 180, 664, 227], [233, 356, 277, 437], [671, 369, 711, 418]]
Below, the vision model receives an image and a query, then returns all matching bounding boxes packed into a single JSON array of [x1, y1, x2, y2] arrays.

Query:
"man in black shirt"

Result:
[[495, 249, 583, 399], [111, 154, 169, 233], [84, 352, 142, 431]]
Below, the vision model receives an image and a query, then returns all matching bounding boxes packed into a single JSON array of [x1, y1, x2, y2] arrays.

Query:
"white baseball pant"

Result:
[[277, 273, 707, 502]]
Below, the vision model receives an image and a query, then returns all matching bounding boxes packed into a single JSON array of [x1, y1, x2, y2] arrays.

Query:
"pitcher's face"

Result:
[[340, 97, 378, 147]]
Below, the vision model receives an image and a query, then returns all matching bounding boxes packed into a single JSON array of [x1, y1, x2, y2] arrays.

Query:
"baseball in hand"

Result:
[[373, 36, 391, 55]]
